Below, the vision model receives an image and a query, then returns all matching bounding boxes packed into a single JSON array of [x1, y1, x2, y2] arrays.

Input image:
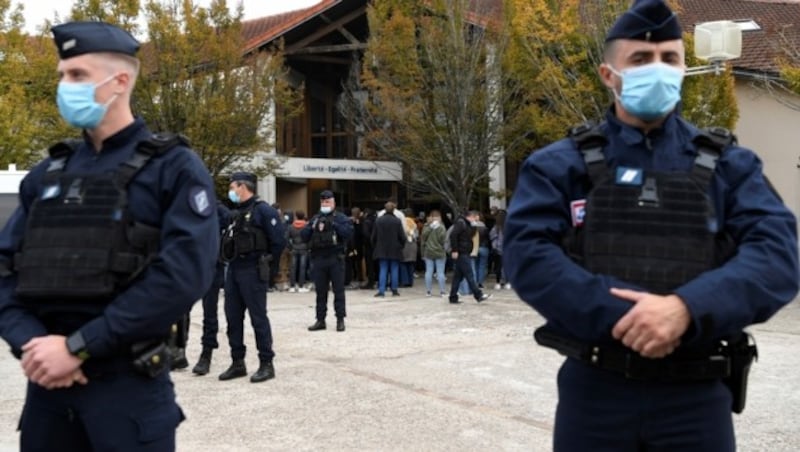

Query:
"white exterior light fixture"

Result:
[[686, 20, 742, 76]]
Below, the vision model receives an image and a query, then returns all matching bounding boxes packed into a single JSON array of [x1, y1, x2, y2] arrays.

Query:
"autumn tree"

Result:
[[340, 0, 527, 215], [0, 1, 71, 169], [506, 0, 737, 150], [68, 0, 301, 179]]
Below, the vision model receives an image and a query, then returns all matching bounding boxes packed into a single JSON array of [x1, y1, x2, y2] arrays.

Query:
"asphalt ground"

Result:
[[1, 281, 798, 451]]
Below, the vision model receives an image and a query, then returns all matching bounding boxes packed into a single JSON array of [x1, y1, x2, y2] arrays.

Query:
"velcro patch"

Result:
[[615, 167, 643, 186], [570, 199, 586, 227], [189, 186, 212, 217]]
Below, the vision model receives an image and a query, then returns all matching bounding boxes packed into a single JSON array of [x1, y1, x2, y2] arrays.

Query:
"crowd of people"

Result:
[[269, 202, 510, 298]]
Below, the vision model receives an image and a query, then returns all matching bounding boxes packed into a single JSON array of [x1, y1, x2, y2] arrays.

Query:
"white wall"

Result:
[[733, 82, 800, 222]]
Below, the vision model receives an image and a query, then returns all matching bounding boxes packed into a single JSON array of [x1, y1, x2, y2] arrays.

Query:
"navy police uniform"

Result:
[[191, 202, 231, 375], [301, 191, 354, 330], [504, 2, 799, 451], [220, 173, 285, 381], [0, 22, 218, 452]]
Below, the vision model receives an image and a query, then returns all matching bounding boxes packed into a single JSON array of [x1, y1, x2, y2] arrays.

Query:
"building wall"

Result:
[[733, 82, 800, 222]]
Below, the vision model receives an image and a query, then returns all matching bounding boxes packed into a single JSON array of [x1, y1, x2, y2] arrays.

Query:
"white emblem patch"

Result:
[[271, 218, 277, 226], [194, 191, 209, 213], [63, 39, 76, 51]]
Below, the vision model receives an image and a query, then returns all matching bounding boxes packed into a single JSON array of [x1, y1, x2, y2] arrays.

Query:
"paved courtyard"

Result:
[[1, 283, 798, 451]]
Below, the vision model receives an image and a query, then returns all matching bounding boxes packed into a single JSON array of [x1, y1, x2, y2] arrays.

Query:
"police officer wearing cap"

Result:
[[302, 190, 353, 332], [0, 21, 218, 451], [218, 172, 285, 383], [504, 1, 799, 450]]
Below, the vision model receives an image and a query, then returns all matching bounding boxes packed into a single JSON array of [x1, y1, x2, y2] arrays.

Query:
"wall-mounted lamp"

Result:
[[686, 21, 742, 76]]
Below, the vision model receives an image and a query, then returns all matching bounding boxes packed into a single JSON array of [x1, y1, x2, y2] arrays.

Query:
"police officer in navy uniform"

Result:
[[504, 1, 799, 451], [191, 201, 231, 375], [302, 190, 353, 332], [0, 21, 218, 451], [218, 172, 285, 383]]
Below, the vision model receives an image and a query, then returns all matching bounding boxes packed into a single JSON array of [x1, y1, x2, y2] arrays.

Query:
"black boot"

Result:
[[250, 361, 275, 383], [169, 347, 189, 370], [336, 318, 345, 332], [308, 320, 326, 331], [218, 359, 247, 381], [192, 348, 213, 376]]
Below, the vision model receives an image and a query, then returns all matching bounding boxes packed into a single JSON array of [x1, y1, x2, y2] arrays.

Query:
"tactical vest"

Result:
[[14, 134, 187, 304], [564, 123, 736, 295], [309, 214, 338, 251], [220, 200, 269, 262]]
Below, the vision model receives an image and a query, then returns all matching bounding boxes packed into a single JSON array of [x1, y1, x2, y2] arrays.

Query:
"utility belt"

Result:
[[534, 326, 757, 413], [75, 339, 170, 379]]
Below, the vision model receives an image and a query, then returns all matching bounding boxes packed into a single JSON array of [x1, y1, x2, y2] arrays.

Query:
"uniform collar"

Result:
[[81, 117, 148, 152], [604, 107, 698, 156]]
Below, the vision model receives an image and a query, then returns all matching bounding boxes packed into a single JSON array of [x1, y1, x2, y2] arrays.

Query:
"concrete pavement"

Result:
[[1, 283, 798, 451]]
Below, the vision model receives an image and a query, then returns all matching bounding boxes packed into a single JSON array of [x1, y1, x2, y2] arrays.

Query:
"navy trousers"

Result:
[[553, 358, 735, 452], [310, 253, 346, 320], [224, 259, 274, 362], [19, 369, 182, 452], [199, 262, 225, 349]]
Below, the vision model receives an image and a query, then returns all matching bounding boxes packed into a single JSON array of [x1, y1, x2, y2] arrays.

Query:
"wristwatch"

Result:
[[66, 331, 90, 361]]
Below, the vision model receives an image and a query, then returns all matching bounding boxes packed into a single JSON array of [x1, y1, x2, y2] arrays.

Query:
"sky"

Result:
[[18, 0, 321, 34]]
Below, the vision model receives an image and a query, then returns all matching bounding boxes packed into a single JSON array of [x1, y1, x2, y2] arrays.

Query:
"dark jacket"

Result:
[[371, 212, 406, 261], [449, 216, 476, 255]]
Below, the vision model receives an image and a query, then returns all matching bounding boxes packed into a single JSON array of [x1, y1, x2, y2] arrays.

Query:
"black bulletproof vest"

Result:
[[14, 134, 186, 306], [220, 200, 268, 261], [565, 123, 736, 295], [309, 214, 338, 251]]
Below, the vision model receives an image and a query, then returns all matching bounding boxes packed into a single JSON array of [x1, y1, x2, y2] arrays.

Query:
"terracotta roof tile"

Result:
[[241, 0, 339, 53], [678, 0, 800, 74]]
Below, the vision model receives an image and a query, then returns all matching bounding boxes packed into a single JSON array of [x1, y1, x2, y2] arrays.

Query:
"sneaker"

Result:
[[504, 283, 512, 290], [289, 286, 298, 293], [374, 292, 385, 298], [426, 291, 431, 297], [391, 291, 400, 297], [477, 293, 493, 303], [494, 283, 501, 290], [298, 287, 310, 293], [440, 292, 447, 298]]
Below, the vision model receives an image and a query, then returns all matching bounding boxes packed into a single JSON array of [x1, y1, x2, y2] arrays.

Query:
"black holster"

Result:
[[258, 254, 272, 282], [723, 332, 758, 414], [131, 340, 169, 378]]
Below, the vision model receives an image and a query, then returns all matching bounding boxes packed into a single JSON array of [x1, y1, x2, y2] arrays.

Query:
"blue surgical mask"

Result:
[[609, 63, 684, 121], [320, 206, 333, 215], [228, 190, 240, 204], [56, 75, 118, 129]]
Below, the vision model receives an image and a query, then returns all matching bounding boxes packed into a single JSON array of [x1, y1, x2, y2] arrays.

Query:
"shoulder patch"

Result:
[[188, 186, 213, 217]]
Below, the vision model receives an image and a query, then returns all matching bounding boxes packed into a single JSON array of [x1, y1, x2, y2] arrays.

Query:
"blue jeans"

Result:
[[378, 259, 399, 294], [477, 246, 490, 286], [290, 252, 308, 287], [424, 257, 446, 294], [458, 257, 477, 294]]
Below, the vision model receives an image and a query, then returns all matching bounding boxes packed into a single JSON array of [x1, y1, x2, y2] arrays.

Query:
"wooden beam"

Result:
[[286, 6, 366, 53], [320, 13, 360, 45], [286, 43, 367, 56], [289, 55, 351, 65]]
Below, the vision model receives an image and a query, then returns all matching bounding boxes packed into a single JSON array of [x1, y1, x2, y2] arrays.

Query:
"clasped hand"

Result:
[[21, 335, 88, 389], [610, 288, 691, 359]]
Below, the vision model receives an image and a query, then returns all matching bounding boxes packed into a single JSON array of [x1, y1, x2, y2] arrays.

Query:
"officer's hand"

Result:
[[21, 335, 83, 387], [451, 251, 458, 260], [44, 369, 89, 390], [609, 288, 691, 359]]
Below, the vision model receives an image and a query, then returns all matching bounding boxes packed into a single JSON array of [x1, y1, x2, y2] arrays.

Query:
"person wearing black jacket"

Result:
[[371, 202, 407, 297], [449, 210, 491, 304]]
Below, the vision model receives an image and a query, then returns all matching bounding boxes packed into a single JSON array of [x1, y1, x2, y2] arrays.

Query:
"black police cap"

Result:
[[51, 21, 140, 60], [320, 190, 334, 200], [605, 0, 682, 43], [230, 172, 257, 184]]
